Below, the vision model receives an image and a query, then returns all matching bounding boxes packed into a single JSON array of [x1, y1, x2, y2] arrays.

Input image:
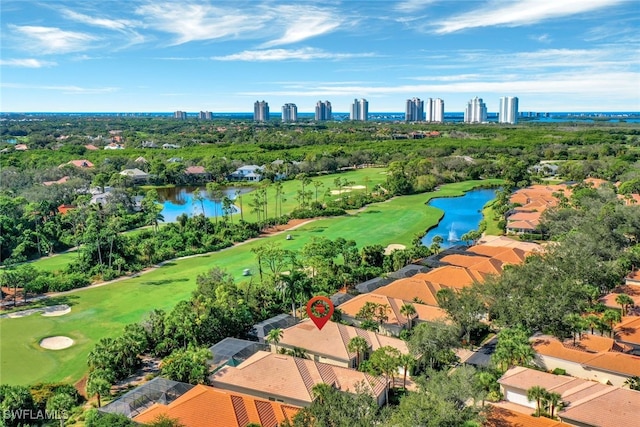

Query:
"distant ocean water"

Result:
[[2, 112, 639, 123]]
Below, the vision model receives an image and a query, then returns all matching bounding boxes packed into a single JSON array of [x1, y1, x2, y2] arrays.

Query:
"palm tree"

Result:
[[602, 309, 622, 338], [348, 336, 369, 369], [624, 376, 640, 391], [398, 353, 415, 389], [545, 391, 563, 419], [616, 293, 634, 317], [287, 347, 307, 359], [86, 371, 112, 408], [585, 314, 600, 335], [266, 328, 284, 353], [400, 303, 417, 331], [564, 313, 586, 345], [527, 386, 548, 417]]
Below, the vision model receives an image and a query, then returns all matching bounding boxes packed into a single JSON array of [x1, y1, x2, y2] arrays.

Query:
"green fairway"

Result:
[[481, 200, 505, 236], [29, 251, 78, 273], [0, 179, 501, 386]]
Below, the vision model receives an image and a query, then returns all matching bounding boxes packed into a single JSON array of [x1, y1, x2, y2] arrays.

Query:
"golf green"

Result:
[[0, 179, 501, 386]]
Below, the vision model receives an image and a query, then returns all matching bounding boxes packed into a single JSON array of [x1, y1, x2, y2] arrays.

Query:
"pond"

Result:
[[421, 188, 498, 249], [155, 186, 254, 223]]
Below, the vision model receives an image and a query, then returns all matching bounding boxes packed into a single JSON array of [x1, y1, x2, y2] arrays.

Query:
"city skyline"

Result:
[[1, 1, 639, 113]]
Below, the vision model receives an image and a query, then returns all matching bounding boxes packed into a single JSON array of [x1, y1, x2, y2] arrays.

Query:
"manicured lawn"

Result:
[[29, 251, 78, 273], [0, 179, 501, 386], [481, 200, 505, 236]]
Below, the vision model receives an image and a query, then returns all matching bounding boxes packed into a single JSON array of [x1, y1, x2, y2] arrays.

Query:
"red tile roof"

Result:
[[615, 316, 640, 346], [339, 293, 447, 325], [485, 405, 569, 427], [211, 351, 387, 405], [133, 384, 300, 427]]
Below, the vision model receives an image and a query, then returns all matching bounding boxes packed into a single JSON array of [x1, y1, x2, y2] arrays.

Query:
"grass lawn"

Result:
[[0, 179, 501, 386], [481, 200, 505, 236], [29, 251, 78, 273]]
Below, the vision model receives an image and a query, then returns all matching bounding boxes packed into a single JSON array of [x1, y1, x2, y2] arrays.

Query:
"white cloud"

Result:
[[435, 0, 626, 34], [10, 25, 97, 54], [261, 5, 343, 47], [395, 0, 438, 13], [530, 33, 551, 43], [0, 58, 57, 68], [212, 48, 376, 62], [61, 9, 139, 31], [135, 2, 267, 45], [1, 82, 118, 94]]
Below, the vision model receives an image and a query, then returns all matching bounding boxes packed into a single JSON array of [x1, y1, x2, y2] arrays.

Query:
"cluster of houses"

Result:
[[506, 178, 640, 235], [98, 231, 640, 426]]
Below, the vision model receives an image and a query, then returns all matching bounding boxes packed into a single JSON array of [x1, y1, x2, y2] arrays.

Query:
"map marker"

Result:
[[306, 296, 334, 330]]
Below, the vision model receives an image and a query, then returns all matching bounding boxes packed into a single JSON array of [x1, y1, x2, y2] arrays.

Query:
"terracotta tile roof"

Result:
[[507, 219, 540, 231], [584, 177, 609, 188], [599, 284, 640, 312], [559, 387, 640, 427], [339, 293, 447, 325], [439, 254, 504, 275], [185, 166, 207, 174], [532, 335, 640, 376], [373, 277, 442, 306], [466, 245, 527, 264], [485, 405, 568, 427], [615, 316, 640, 346], [413, 266, 487, 288], [498, 367, 640, 427], [476, 236, 542, 253], [66, 159, 94, 168], [210, 351, 387, 405], [85, 144, 99, 150], [507, 211, 544, 222], [133, 384, 299, 427], [279, 319, 409, 363], [561, 334, 632, 353], [626, 270, 640, 284]]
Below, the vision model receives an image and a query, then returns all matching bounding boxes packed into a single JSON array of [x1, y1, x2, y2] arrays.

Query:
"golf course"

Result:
[[0, 176, 502, 386]]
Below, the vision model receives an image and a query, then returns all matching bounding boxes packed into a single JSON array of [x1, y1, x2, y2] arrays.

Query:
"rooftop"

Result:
[[133, 384, 300, 427], [210, 351, 387, 405], [339, 293, 447, 326]]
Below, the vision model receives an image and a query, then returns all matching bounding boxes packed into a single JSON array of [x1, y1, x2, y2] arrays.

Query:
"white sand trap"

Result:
[[330, 189, 352, 195], [349, 185, 366, 190], [41, 304, 71, 317], [40, 336, 74, 350], [384, 244, 406, 255]]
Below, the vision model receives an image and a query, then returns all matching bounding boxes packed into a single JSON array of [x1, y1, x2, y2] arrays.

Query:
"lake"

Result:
[[156, 186, 253, 223], [421, 188, 498, 248]]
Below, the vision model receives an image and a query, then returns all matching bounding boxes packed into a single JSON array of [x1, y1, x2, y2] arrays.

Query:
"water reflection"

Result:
[[155, 186, 254, 222], [421, 188, 498, 249]]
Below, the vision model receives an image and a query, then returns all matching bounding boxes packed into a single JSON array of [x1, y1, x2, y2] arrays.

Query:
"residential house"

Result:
[[276, 319, 410, 369], [57, 204, 75, 215], [625, 269, 640, 286], [64, 159, 94, 168], [354, 277, 394, 294], [338, 293, 447, 336], [476, 235, 542, 253], [208, 338, 268, 373], [14, 144, 28, 151], [104, 143, 124, 150], [184, 165, 212, 182], [438, 254, 504, 275], [85, 144, 99, 151], [485, 406, 570, 427], [167, 157, 183, 163], [142, 141, 159, 148], [531, 334, 640, 387], [135, 156, 148, 164], [210, 351, 388, 407], [43, 176, 70, 186], [250, 314, 297, 343], [229, 165, 263, 182], [465, 244, 528, 265], [599, 281, 640, 316], [133, 384, 300, 427], [386, 263, 430, 279], [615, 316, 640, 353], [162, 143, 181, 149], [498, 366, 640, 427], [120, 168, 149, 183], [330, 291, 355, 306]]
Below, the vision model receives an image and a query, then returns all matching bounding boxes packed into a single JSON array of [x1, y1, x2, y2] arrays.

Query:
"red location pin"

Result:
[[306, 296, 334, 330]]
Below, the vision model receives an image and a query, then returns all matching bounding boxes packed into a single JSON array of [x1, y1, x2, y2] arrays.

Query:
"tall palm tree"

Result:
[[602, 309, 622, 338], [348, 336, 369, 369], [616, 293, 634, 317], [398, 353, 415, 389], [400, 303, 417, 331], [527, 386, 548, 417], [266, 328, 284, 353], [586, 314, 600, 335], [545, 391, 563, 419], [564, 313, 586, 345]]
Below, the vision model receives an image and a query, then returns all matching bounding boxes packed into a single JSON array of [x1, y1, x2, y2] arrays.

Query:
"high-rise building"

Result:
[[425, 98, 445, 123], [174, 110, 187, 120], [253, 100, 269, 122], [499, 96, 519, 124], [315, 100, 332, 121], [199, 111, 212, 120], [281, 103, 298, 122], [463, 97, 487, 123], [405, 98, 424, 122], [350, 98, 368, 121]]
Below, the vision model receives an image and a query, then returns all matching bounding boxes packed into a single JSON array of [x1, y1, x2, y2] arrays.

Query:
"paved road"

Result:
[[463, 335, 498, 367]]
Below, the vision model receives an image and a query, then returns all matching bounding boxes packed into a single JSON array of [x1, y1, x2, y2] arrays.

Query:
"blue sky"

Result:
[[1, 0, 639, 113]]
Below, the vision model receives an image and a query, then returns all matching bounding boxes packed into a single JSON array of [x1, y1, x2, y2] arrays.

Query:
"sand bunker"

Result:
[[40, 336, 74, 350], [329, 185, 367, 195], [330, 189, 352, 195], [384, 244, 407, 255], [41, 305, 71, 317]]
